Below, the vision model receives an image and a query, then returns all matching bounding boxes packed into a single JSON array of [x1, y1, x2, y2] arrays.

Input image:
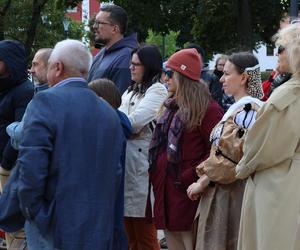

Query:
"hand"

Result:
[[187, 175, 210, 201], [187, 182, 202, 200], [0, 166, 10, 193]]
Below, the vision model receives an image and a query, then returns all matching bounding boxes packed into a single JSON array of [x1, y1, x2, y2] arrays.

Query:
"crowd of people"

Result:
[[0, 3, 299, 250]]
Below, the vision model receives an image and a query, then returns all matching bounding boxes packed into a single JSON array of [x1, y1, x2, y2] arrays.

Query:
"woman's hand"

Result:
[[187, 175, 210, 200], [187, 182, 202, 200]]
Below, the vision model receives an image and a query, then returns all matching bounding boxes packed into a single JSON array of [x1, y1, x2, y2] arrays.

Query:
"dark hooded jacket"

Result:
[[0, 40, 34, 170], [88, 33, 139, 94]]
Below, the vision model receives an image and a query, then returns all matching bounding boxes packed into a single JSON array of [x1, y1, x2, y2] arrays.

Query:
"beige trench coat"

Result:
[[236, 78, 300, 250]]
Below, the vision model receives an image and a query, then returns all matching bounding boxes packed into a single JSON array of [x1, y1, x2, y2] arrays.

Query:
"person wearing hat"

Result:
[[148, 48, 223, 250], [187, 52, 264, 250], [0, 40, 33, 248]]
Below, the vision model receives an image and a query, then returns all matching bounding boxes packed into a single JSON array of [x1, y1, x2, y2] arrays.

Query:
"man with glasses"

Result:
[[88, 4, 138, 94]]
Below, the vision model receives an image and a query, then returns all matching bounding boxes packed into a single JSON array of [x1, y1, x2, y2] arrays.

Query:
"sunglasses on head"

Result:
[[278, 45, 285, 54], [165, 69, 174, 80]]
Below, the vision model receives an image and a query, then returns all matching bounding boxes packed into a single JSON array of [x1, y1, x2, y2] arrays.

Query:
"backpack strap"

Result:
[[233, 102, 261, 129]]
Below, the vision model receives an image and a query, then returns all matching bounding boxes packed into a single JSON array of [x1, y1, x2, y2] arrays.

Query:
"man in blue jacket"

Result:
[[6, 48, 52, 149], [88, 4, 138, 94], [17, 39, 125, 250]]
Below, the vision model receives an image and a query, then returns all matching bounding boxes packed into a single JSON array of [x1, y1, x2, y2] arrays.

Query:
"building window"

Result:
[[266, 44, 274, 56]]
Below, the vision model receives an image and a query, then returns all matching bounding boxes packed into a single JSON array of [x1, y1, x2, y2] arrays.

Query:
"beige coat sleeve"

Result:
[[236, 87, 300, 179]]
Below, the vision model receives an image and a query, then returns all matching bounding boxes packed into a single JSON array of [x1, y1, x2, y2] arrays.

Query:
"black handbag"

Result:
[[0, 164, 25, 232]]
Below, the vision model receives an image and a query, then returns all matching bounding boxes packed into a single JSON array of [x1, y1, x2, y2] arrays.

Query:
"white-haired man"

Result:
[[17, 39, 125, 249]]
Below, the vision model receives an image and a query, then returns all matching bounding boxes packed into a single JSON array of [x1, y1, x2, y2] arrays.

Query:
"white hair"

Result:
[[49, 39, 92, 78], [274, 23, 300, 77]]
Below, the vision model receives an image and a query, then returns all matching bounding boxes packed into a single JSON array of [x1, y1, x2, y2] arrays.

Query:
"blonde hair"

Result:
[[274, 23, 300, 77], [175, 72, 211, 129]]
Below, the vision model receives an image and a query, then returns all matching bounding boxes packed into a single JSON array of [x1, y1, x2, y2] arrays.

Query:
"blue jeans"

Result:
[[24, 221, 59, 250]]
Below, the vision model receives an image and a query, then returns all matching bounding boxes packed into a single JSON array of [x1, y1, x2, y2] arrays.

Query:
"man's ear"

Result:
[[55, 61, 64, 77], [112, 24, 120, 35]]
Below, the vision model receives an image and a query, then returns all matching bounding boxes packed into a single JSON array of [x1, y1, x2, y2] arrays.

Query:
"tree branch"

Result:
[[24, 0, 49, 58]]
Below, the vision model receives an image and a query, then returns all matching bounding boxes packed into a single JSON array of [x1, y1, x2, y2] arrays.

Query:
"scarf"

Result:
[[213, 69, 223, 79], [148, 97, 185, 170]]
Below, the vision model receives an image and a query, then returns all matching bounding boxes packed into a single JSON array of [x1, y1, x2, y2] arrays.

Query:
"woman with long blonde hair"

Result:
[[148, 48, 223, 250]]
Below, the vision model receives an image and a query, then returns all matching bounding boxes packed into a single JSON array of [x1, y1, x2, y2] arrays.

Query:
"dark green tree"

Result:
[[0, 0, 12, 40], [192, 0, 289, 59], [0, 0, 83, 60], [113, 0, 199, 45]]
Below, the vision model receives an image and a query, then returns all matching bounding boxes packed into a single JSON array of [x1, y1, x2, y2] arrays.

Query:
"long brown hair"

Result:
[[175, 72, 211, 129]]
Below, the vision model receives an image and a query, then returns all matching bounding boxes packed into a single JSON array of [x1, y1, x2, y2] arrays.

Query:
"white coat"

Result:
[[119, 82, 168, 217]]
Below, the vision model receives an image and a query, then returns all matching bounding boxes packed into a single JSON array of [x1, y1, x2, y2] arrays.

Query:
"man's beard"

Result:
[[94, 36, 109, 47], [32, 76, 46, 85]]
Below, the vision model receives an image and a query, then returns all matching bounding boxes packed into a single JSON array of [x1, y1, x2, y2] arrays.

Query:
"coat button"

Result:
[[138, 148, 142, 152]]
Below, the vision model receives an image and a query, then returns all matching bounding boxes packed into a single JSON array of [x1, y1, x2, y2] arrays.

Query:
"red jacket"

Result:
[[262, 71, 277, 101], [149, 101, 223, 231]]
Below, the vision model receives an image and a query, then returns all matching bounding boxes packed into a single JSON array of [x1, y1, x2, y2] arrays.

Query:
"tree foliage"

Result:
[[192, 0, 289, 59], [112, 0, 290, 60], [113, 0, 198, 44], [0, 0, 83, 61], [146, 29, 179, 59]]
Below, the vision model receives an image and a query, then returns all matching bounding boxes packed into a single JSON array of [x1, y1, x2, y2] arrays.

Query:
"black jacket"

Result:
[[0, 40, 33, 170]]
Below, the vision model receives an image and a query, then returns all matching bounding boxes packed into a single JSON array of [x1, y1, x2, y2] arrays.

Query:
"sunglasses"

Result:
[[165, 69, 174, 80], [277, 45, 285, 54]]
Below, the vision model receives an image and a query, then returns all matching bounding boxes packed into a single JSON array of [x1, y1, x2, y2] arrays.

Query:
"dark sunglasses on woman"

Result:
[[165, 69, 174, 80], [277, 45, 285, 55]]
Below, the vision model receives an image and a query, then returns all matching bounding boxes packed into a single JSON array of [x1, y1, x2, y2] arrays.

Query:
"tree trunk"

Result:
[[0, 0, 12, 40], [237, 0, 252, 51], [24, 0, 48, 59]]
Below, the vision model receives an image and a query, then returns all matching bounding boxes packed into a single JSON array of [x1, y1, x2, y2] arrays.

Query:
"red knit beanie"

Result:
[[166, 48, 202, 80]]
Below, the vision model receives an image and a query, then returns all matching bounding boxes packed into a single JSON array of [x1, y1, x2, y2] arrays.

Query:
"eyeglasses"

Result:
[[277, 45, 285, 55], [93, 20, 114, 28], [165, 69, 174, 80], [130, 61, 143, 68]]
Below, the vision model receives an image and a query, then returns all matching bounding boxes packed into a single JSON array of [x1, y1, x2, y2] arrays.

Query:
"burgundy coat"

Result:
[[149, 101, 223, 231]]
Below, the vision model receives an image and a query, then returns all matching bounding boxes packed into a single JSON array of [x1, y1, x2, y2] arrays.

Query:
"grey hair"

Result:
[[36, 48, 53, 67], [274, 23, 300, 77], [49, 39, 92, 79]]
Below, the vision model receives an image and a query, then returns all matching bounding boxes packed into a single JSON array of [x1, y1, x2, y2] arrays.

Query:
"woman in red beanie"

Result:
[[148, 48, 223, 249]]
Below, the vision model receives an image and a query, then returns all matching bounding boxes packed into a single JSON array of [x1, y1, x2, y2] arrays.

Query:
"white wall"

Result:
[[208, 44, 277, 71], [253, 45, 277, 71]]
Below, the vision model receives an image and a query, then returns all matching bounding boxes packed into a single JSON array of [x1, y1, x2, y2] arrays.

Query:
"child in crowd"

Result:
[[88, 78, 131, 250]]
